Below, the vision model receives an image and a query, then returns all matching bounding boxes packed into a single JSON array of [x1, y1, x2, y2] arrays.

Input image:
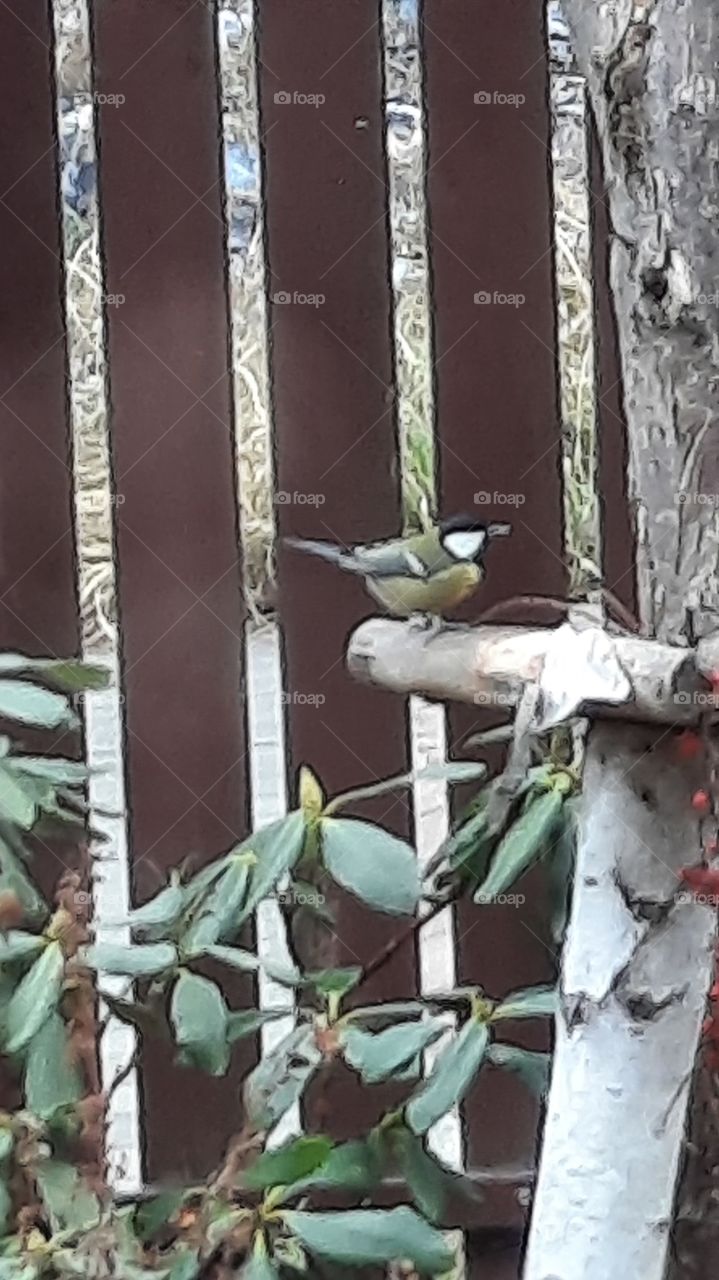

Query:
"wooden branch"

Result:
[[347, 618, 707, 727]]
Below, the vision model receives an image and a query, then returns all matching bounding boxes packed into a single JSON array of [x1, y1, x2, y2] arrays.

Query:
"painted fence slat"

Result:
[[0, 5, 78, 660], [256, 0, 414, 1129], [92, 3, 251, 1181], [422, 0, 564, 1254]]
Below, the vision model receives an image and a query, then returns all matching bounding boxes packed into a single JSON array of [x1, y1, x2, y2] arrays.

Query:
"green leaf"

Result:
[[10, 759, 89, 786], [283, 1207, 453, 1274], [0, 836, 46, 924], [82, 941, 177, 978], [227, 1008, 288, 1044], [393, 1127, 455, 1224], [127, 884, 185, 934], [0, 657, 109, 693], [237, 812, 307, 925], [306, 967, 361, 998], [244, 1025, 320, 1130], [341, 1019, 445, 1084], [133, 1190, 185, 1242], [475, 789, 565, 902], [491, 985, 557, 1021], [200, 944, 260, 972], [171, 971, 229, 1076], [416, 761, 487, 785], [243, 1136, 333, 1190], [241, 1234, 280, 1280], [0, 1176, 10, 1236], [321, 818, 419, 916], [488, 1043, 551, 1096], [167, 1252, 202, 1280], [25, 1012, 83, 1118], [35, 1160, 101, 1234], [0, 932, 45, 965], [183, 857, 251, 953], [0, 680, 76, 731], [278, 1139, 379, 1201], [0, 765, 40, 830], [406, 1018, 490, 1135], [6, 940, 64, 1054]]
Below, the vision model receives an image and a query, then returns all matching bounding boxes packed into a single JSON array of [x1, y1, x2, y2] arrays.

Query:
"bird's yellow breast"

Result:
[[365, 563, 483, 617]]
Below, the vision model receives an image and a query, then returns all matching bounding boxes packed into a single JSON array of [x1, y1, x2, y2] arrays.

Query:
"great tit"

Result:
[[285, 516, 511, 619]]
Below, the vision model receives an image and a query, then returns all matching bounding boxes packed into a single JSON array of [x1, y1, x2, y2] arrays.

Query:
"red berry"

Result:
[[706, 838, 719, 856], [692, 789, 712, 813]]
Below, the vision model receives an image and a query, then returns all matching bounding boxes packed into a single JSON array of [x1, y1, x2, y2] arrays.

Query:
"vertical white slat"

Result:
[[383, 0, 462, 1173], [217, 4, 299, 1142], [246, 625, 299, 1144], [52, 0, 141, 1192]]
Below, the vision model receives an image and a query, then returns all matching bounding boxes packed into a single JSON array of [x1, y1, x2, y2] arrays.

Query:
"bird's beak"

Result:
[[487, 522, 512, 538]]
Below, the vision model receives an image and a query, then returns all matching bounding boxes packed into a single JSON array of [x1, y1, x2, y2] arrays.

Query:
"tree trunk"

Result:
[[525, 3, 719, 1275]]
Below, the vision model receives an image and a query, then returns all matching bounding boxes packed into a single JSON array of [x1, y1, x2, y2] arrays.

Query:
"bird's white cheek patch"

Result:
[[443, 530, 486, 560]]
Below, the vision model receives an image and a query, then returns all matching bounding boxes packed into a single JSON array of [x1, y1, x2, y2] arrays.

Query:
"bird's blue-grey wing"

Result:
[[352, 543, 430, 578]]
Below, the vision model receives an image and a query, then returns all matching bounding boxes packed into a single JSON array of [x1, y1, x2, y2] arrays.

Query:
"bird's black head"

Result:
[[439, 514, 512, 562]]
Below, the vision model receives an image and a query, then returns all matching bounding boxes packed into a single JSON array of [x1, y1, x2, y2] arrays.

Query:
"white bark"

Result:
[[524, 725, 714, 1280], [525, 2, 719, 1272]]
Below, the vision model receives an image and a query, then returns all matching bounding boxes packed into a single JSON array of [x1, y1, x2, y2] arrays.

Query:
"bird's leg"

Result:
[[416, 615, 472, 642], [407, 612, 437, 632]]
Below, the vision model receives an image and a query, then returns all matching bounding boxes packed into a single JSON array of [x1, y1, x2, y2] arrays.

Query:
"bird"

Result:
[[284, 515, 511, 621]]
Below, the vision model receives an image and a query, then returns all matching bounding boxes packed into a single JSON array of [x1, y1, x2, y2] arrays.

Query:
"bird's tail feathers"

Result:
[[284, 536, 354, 570]]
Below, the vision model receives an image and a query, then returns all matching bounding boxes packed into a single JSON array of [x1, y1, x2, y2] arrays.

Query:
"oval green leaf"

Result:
[[321, 818, 419, 916], [243, 1136, 333, 1190], [491, 984, 557, 1021], [488, 1043, 551, 1095], [171, 970, 229, 1076], [6, 940, 64, 1054], [0, 931, 45, 965], [283, 1206, 453, 1274], [475, 789, 565, 902], [341, 1019, 445, 1084], [0, 680, 76, 730], [237, 811, 307, 925], [406, 1018, 489, 1136], [82, 941, 177, 978], [25, 1012, 83, 1118]]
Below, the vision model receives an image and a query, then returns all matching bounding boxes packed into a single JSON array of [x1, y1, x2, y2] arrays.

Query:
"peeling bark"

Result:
[[565, 0, 719, 644], [526, 3, 719, 1275]]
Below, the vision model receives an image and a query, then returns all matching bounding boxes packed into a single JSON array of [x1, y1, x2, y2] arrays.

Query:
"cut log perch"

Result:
[[347, 617, 713, 727], [347, 615, 719, 1279]]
